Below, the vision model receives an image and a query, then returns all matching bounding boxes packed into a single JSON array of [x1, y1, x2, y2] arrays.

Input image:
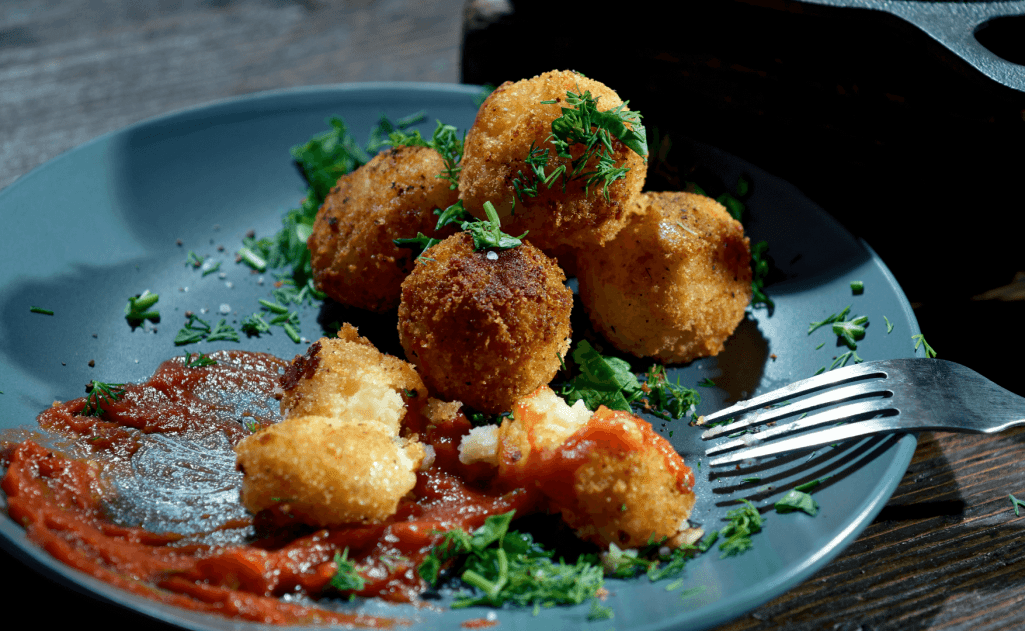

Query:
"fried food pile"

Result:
[[236, 68, 761, 555], [235, 324, 428, 525]]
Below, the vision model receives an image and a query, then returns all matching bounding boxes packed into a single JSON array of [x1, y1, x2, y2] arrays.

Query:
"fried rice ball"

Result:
[[234, 324, 427, 525], [278, 323, 428, 434], [307, 145, 460, 313], [459, 70, 646, 252], [577, 192, 753, 363], [397, 232, 573, 414], [463, 385, 699, 549], [235, 415, 425, 526]]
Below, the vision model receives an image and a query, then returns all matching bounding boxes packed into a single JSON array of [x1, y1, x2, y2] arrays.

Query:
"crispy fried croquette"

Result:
[[278, 323, 427, 434], [576, 191, 753, 363], [235, 415, 425, 526], [397, 231, 573, 415], [235, 324, 427, 525], [459, 70, 646, 252], [487, 386, 698, 549], [307, 145, 460, 313]]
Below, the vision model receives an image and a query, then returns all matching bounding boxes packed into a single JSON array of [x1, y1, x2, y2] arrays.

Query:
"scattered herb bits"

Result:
[[850, 280, 864, 294], [29, 306, 54, 315], [124, 290, 160, 326]]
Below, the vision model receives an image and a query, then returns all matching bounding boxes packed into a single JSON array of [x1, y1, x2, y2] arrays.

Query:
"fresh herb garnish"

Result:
[[850, 280, 864, 294], [241, 313, 271, 336], [808, 306, 851, 335], [774, 489, 819, 516], [81, 381, 126, 417], [750, 240, 773, 310], [832, 314, 868, 349], [29, 306, 54, 315], [559, 340, 643, 412], [462, 201, 528, 251], [419, 511, 606, 609], [201, 260, 221, 277], [186, 251, 204, 268], [698, 378, 716, 388], [912, 334, 937, 358], [174, 314, 239, 345], [642, 365, 701, 421], [884, 316, 894, 334], [389, 120, 464, 189], [124, 290, 160, 326], [515, 89, 647, 203], [329, 548, 366, 593], [182, 351, 217, 368], [716, 500, 763, 558], [1010, 494, 1025, 516], [587, 599, 614, 621]]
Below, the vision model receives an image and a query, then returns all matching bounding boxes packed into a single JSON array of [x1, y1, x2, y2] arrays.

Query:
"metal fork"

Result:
[[701, 359, 1025, 467]]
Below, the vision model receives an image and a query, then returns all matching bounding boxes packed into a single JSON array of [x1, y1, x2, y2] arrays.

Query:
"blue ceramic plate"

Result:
[[0, 83, 920, 631]]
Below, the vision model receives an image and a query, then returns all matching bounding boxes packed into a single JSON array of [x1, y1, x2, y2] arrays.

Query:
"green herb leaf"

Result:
[[851, 280, 864, 294], [717, 500, 763, 558], [774, 489, 819, 516], [389, 120, 464, 189], [183, 351, 217, 368], [832, 315, 868, 349], [461, 201, 528, 251], [124, 290, 160, 326], [559, 340, 643, 412], [885, 316, 894, 334], [749, 241, 773, 310], [808, 306, 850, 335], [329, 548, 366, 593], [1010, 494, 1025, 516], [642, 365, 701, 421], [81, 381, 126, 417], [912, 334, 937, 358], [30, 306, 54, 315]]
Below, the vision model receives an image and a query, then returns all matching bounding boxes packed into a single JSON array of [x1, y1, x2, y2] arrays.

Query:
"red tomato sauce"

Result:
[[0, 350, 536, 626]]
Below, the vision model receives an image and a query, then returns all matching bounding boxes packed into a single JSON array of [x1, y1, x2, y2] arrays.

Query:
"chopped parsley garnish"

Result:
[[329, 548, 366, 593], [29, 306, 54, 315], [774, 489, 819, 516], [641, 365, 701, 421], [715, 500, 763, 558], [419, 511, 605, 609], [559, 340, 643, 412], [913, 333, 937, 358], [124, 290, 160, 326], [81, 380, 126, 417]]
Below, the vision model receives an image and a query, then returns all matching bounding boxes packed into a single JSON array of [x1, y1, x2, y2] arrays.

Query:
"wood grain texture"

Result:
[[1, 0, 465, 191]]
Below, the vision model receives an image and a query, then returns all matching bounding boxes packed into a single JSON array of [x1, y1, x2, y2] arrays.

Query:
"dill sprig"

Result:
[[913, 333, 937, 358], [515, 89, 647, 204], [642, 365, 701, 422], [389, 120, 465, 189], [81, 380, 126, 417]]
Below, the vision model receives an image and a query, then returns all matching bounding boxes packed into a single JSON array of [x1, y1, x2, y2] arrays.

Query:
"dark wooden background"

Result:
[[3, 1, 1025, 629]]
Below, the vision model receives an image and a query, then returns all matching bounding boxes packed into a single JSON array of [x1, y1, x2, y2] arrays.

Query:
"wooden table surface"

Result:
[[3, 1, 1025, 630]]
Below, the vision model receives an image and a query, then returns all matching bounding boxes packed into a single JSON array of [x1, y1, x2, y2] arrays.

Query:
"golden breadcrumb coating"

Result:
[[307, 145, 459, 313], [234, 324, 427, 525], [495, 386, 699, 549], [459, 70, 646, 252], [576, 192, 753, 363], [278, 323, 428, 434], [397, 232, 572, 414], [235, 415, 424, 526]]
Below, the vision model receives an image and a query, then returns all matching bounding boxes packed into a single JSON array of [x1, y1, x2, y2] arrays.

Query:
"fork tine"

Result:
[[705, 398, 893, 457], [701, 381, 889, 440], [708, 416, 904, 466], [700, 362, 888, 427]]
